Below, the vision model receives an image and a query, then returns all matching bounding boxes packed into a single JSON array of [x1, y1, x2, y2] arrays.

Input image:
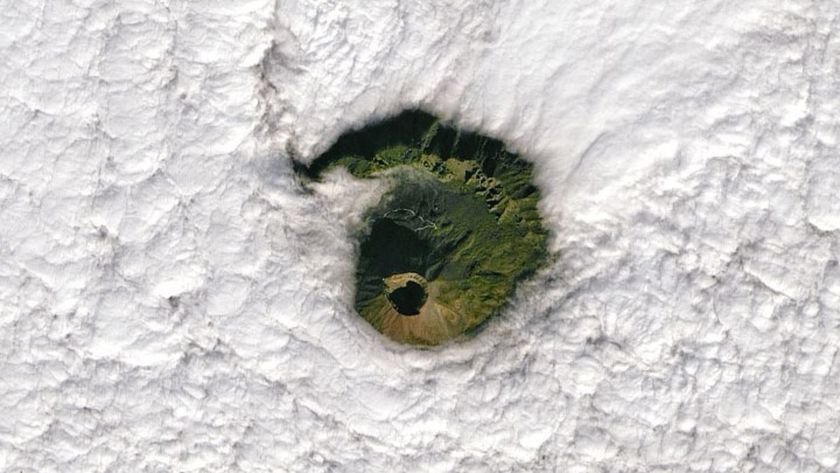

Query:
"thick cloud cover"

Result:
[[1, 0, 839, 471]]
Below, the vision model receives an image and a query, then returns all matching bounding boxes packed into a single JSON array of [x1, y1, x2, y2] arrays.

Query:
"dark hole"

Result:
[[388, 281, 426, 316]]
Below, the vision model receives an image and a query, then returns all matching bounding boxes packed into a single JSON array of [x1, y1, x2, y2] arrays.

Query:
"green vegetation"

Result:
[[303, 111, 548, 345]]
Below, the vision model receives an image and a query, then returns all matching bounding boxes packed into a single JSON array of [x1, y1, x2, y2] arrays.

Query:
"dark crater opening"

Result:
[[388, 281, 426, 316]]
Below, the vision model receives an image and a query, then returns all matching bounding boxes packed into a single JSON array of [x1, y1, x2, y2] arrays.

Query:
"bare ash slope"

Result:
[[1, 0, 839, 472]]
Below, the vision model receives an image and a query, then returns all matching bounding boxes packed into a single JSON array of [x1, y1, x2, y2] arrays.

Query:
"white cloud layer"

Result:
[[1, 0, 839, 471]]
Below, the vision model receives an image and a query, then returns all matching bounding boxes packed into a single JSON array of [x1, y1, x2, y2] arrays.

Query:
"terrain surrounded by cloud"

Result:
[[1, 1, 838, 471]]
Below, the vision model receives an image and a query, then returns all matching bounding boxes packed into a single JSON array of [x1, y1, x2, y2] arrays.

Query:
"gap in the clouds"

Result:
[[297, 109, 549, 346]]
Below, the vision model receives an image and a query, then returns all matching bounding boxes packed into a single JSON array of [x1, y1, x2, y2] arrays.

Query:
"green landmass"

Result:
[[303, 111, 548, 345]]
